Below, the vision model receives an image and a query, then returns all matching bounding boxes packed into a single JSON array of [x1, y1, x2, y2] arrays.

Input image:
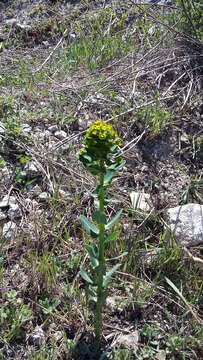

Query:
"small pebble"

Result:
[[24, 161, 40, 177], [7, 203, 22, 220], [0, 210, 7, 220], [54, 130, 67, 140], [38, 192, 50, 201], [48, 125, 58, 133], [3, 221, 17, 240]]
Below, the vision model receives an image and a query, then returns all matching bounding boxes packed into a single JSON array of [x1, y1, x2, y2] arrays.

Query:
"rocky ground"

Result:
[[0, 1, 202, 359]]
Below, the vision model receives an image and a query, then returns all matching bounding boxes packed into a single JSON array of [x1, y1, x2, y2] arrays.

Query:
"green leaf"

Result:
[[108, 160, 125, 172], [93, 211, 106, 224], [87, 244, 99, 269], [110, 144, 118, 153], [103, 263, 121, 288], [165, 277, 195, 314], [80, 267, 93, 284], [105, 232, 117, 244], [104, 171, 115, 186], [82, 154, 92, 162], [80, 215, 99, 236], [105, 210, 122, 230], [87, 244, 98, 258], [88, 285, 97, 302], [107, 252, 128, 261], [90, 257, 99, 269]]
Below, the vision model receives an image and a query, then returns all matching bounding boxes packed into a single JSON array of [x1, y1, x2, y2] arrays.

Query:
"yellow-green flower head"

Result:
[[82, 120, 122, 161]]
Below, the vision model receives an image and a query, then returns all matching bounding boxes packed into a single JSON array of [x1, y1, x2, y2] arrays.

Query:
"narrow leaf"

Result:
[[108, 160, 125, 172], [90, 257, 99, 269], [107, 252, 128, 261], [80, 267, 93, 284], [104, 171, 115, 186], [87, 244, 98, 258], [165, 277, 202, 324], [80, 215, 99, 236], [105, 210, 122, 230], [87, 244, 99, 269], [88, 285, 97, 302], [103, 263, 121, 288], [82, 154, 92, 162]]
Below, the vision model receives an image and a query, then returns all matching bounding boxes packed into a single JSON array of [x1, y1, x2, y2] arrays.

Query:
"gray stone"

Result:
[[33, 129, 51, 141], [57, 189, 72, 200], [141, 165, 148, 173], [116, 331, 139, 353], [43, 130, 52, 138], [0, 195, 16, 209], [38, 192, 50, 201], [180, 132, 190, 144], [106, 296, 123, 313], [0, 210, 7, 220], [85, 92, 106, 105], [24, 161, 40, 177], [115, 95, 126, 104], [166, 203, 203, 247], [7, 203, 22, 220], [54, 130, 67, 140], [24, 198, 39, 210], [48, 125, 58, 133], [5, 18, 18, 26], [3, 221, 17, 240], [29, 184, 41, 196], [53, 331, 63, 343], [29, 326, 45, 346], [70, 32, 76, 39], [1, 166, 12, 178], [21, 123, 32, 134], [148, 25, 156, 36]]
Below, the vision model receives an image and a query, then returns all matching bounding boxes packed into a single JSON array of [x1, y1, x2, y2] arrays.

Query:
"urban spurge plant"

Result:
[[79, 120, 125, 352]]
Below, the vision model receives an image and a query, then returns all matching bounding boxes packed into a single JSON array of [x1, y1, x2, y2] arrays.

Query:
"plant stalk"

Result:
[[94, 163, 106, 352]]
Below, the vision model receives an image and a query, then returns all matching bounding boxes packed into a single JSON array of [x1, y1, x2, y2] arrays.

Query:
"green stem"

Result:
[[94, 162, 106, 352]]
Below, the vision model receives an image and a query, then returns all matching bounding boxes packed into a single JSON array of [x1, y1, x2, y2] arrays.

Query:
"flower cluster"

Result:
[[80, 120, 122, 162]]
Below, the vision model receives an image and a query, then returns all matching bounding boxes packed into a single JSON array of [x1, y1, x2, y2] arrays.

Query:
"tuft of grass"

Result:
[[137, 102, 171, 136]]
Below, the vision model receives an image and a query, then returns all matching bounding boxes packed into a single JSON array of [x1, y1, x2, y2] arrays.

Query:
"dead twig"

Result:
[[184, 246, 203, 265], [33, 28, 68, 74], [118, 130, 146, 156]]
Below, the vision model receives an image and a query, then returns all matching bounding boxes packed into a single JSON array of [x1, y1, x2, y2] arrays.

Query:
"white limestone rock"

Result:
[[29, 326, 45, 346], [38, 192, 50, 201], [24, 161, 40, 177], [0, 210, 7, 220], [54, 130, 67, 140], [0, 195, 17, 209], [21, 123, 32, 134], [7, 203, 22, 220], [166, 203, 203, 247], [48, 125, 58, 133], [3, 221, 17, 240], [116, 331, 139, 353]]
